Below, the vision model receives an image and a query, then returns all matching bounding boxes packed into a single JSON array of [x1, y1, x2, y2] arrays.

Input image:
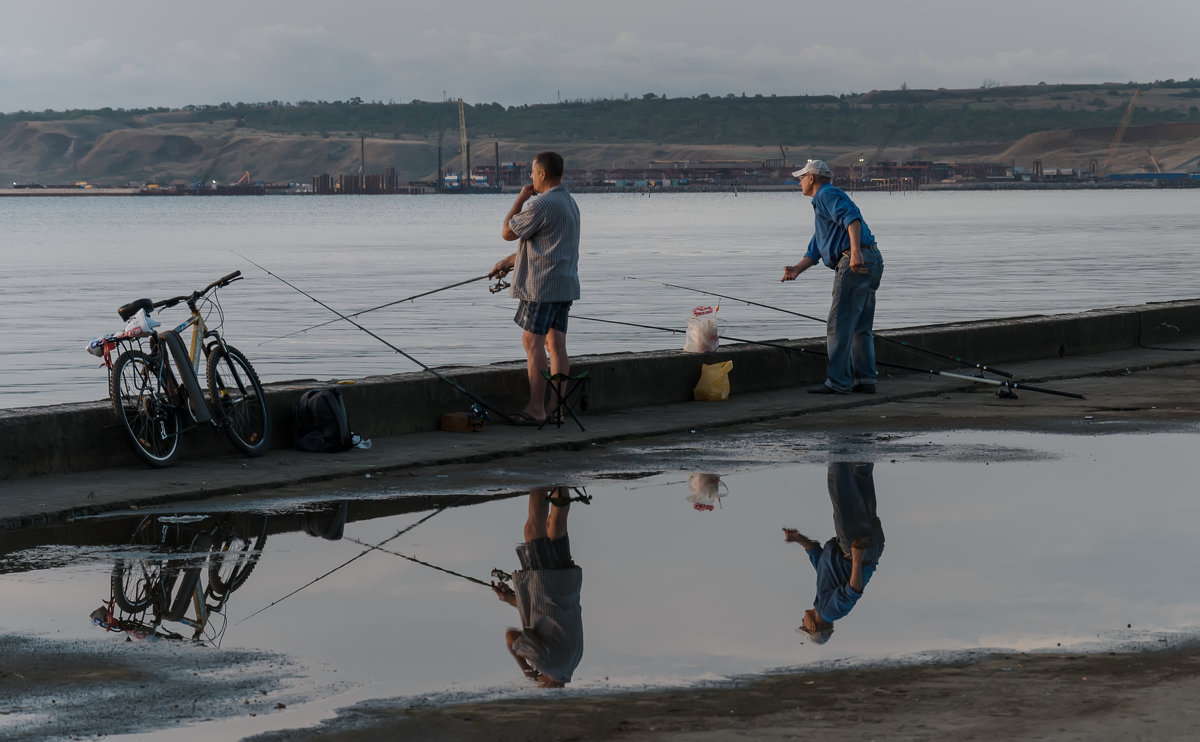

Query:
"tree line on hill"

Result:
[[5, 80, 1200, 148]]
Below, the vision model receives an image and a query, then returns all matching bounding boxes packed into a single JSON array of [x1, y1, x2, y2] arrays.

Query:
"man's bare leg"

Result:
[[547, 486, 570, 540], [521, 330, 550, 420], [525, 488, 551, 541], [544, 329, 569, 421]]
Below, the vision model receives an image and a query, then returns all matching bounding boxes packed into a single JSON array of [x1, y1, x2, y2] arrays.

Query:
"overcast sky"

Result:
[[3, 1, 1198, 113]]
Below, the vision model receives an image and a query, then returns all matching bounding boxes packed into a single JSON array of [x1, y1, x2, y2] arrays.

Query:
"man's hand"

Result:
[[489, 254, 515, 279], [782, 257, 815, 281], [492, 581, 517, 606], [851, 537, 870, 563], [783, 528, 817, 550]]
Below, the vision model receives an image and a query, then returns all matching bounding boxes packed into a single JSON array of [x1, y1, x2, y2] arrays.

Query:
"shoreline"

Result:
[[3, 179, 1196, 198]]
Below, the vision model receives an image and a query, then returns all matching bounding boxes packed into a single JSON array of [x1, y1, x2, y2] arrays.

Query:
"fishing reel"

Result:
[[489, 277, 511, 294], [996, 384, 1018, 399], [491, 568, 512, 583], [466, 403, 490, 431]]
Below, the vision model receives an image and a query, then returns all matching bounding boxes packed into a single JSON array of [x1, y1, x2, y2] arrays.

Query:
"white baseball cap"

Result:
[[792, 160, 832, 178]]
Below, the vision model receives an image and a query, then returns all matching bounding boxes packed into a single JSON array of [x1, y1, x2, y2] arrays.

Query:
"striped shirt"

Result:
[[507, 185, 581, 302], [511, 566, 584, 682]]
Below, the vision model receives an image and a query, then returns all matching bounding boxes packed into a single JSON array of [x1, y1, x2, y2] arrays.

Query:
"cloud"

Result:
[[2, 2, 1198, 113]]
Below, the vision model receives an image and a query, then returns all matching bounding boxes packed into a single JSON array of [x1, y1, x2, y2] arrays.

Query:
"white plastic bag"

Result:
[[683, 305, 719, 353], [687, 472, 728, 511]]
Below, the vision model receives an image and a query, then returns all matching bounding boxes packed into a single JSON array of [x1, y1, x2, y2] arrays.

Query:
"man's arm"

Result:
[[849, 538, 867, 593], [501, 184, 538, 242], [847, 219, 866, 274], [781, 256, 817, 281], [505, 628, 539, 678]]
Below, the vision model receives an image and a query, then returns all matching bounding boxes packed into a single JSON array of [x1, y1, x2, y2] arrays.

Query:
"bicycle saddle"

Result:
[[118, 298, 155, 321]]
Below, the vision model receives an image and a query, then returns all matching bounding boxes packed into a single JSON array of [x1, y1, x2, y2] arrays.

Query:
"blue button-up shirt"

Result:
[[807, 539, 876, 622], [803, 183, 876, 270]]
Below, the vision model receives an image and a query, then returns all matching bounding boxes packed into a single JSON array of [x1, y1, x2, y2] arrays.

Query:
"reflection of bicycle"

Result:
[[103, 515, 268, 644], [85, 270, 271, 468]]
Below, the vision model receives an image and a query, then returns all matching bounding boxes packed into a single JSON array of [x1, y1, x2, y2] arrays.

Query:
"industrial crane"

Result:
[[458, 98, 469, 190], [866, 98, 914, 178], [1146, 149, 1163, 174], [1102, 89, 1140, 176]]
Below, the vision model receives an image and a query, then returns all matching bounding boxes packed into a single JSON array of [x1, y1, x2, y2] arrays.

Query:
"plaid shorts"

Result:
[[516, 535, 575, 570], [514, 300, 572, 335]]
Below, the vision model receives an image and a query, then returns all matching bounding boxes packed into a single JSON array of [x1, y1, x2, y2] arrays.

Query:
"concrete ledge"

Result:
[[3, 298, 1199, 481]]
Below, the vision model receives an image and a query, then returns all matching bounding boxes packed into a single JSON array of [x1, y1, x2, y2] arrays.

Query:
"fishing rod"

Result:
[[624, 276, 1022, 381], [237, 254, 513, 424], [345, 537, 493, 587], [262, 274, 495, 345], [571, 309, 825, 360], [238, 494, 472, 624], [572, 314, 1085, 399]]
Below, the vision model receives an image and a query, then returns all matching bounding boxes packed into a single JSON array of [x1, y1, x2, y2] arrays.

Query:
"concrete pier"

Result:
[[2, 299, 1198, 529]]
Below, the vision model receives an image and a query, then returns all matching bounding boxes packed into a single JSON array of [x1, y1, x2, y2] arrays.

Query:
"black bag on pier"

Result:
[[294, 387, 354, 453]]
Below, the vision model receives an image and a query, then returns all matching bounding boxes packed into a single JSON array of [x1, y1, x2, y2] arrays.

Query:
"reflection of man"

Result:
[[784, 462, 884, 643], [492, 486, 583, 686]]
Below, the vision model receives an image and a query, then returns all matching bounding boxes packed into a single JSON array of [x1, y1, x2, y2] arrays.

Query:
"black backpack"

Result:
[[294, 387, 355, 453]]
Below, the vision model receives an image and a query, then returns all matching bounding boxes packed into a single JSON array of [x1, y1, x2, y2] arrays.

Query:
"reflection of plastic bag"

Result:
[[687, 473, 729, 511], [693, 360, 732, 401], [683, 305, 719, 353]]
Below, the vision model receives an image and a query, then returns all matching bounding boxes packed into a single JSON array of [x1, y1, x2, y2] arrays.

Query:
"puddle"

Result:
[[2, 430, 1199, 739]]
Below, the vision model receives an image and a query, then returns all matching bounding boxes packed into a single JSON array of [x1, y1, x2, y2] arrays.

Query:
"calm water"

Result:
[[3, 190, 1199, 408], [1, 429, 1198, 740]]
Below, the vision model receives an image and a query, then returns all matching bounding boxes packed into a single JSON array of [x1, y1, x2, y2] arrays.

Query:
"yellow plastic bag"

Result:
[[693, 360, 732, 402]]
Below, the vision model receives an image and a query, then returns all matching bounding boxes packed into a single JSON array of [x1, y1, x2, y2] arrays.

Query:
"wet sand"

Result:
[[6, 638, 1199, 740], [255, 647, 1200, 741]]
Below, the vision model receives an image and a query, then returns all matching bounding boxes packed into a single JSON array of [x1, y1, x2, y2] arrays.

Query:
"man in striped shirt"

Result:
[[490, 152, 581, 425], [492, 486, 584, 686]]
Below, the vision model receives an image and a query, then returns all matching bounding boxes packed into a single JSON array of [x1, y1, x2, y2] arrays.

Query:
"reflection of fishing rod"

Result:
[[238, 254, 512, 423], [624, 276, 1021, 381], [345, 537, 494, 587], [263, 274, 498, 344], [572, 314, 1085, 399], [238, 494, 471, 624]]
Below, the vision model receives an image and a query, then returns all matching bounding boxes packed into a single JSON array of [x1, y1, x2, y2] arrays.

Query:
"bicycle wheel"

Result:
[[207, 516, 269, 598], [206, 344, 271, 457], [110, 349, 181, 468], [111, 559, 161, 613]]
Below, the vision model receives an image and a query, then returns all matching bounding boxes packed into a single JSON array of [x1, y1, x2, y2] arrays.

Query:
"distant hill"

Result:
[[3, 81, 1200, 185]]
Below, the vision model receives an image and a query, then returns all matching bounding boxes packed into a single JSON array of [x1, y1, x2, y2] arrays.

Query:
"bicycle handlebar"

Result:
[[152, 270, 243, 311]]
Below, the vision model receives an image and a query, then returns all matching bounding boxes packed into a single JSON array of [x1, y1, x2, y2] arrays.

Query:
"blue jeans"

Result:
[[825, 249, 883, 391]]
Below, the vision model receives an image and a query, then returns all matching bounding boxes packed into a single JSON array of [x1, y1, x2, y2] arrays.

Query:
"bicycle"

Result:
[[103, 514, 269, 644], [86, 270, 271, 468]]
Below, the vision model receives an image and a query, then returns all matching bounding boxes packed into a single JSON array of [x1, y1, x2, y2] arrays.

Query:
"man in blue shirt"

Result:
[[781, 160, 884, 394], [784, 462, 884, 643]]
